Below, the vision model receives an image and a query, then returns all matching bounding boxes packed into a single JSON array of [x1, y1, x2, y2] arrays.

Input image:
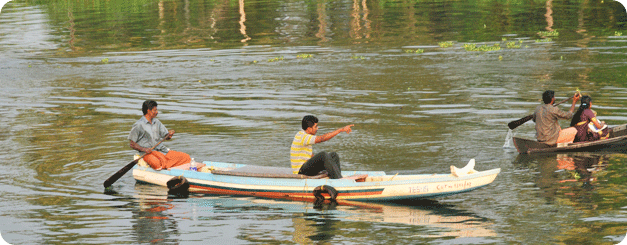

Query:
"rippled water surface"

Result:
[[2, 0, 627, 244]]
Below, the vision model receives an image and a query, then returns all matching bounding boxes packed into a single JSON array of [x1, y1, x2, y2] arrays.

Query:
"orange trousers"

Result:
[[556, 127, 577, 144], [144, 150, 191, 170]]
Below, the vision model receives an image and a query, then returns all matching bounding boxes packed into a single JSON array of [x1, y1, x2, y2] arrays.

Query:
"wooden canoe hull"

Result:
[[513, 124, 627, 154], [132, 161, 500, 202]]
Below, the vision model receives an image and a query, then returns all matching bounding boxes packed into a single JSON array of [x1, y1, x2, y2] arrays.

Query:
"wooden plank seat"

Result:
[[211, 165, 329, 179]]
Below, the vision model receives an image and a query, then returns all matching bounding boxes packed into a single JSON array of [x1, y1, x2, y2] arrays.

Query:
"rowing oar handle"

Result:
[[507, 95, 575, 130], [553, 95, 576, 107], [103, 138, 166, 188]]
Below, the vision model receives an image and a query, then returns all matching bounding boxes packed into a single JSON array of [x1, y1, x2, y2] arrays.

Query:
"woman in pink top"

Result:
[[569, 96, 610, 143]]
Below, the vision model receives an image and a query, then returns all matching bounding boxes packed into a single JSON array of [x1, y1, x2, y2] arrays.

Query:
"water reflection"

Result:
[[513, 152, 614, 206], [10, 0, 625, 53], [3, 0, 627, 244], [132, 184, 182, 244], [511, 152, 627, 242], [131, 182, 496, 243]]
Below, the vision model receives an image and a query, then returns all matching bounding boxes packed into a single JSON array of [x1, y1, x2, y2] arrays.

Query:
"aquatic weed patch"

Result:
[[268, 56, 284, 62], [463, 43, 501, 52], [538, 30, 559, 37], [297, 54, 313, 59], [404, 49, 424, 54], [506, 41, 522, 49], [438, 41, 454, 48]]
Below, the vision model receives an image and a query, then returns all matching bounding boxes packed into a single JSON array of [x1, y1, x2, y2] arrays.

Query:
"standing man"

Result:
[[533, 90, 581, 145], [129, 100, 191, 170], [290, 115, 354, 179]]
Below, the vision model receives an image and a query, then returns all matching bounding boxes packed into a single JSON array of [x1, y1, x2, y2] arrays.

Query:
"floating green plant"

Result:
[[616, 31, 623, 36], [463, 43, 501, 52], [101, 58, 109, 64], [538, 30, 559, 37], [506, 41, 521, 49], [268, 56, 284, 62], [502, 38, 507, 42], [351, 55, 365, 60], [404, 49, 424, 54], [297, 54, 313, 59], [535, 38, 552, 43], [499, 55, 503, 61], [438, 41, 454, 48]]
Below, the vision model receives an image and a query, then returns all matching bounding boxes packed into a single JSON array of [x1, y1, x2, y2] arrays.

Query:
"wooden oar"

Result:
[[103, 138, 166, 188], [507, 95, 575, 130]]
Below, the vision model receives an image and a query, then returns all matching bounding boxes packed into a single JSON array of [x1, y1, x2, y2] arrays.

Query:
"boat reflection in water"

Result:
[[515, 152, 609, 185], [131, 182, 497, 243], [514, 152, 612, 205], [555, 153, 609, 187], [131, 184, 183, 244]]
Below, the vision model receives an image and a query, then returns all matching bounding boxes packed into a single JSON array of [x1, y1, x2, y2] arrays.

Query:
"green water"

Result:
[[1, 0, 627, 244]]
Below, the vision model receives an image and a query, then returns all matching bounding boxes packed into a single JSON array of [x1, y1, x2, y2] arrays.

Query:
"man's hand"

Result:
[[342, 124, 354, 134], [166, 130, 175, 140], [130, 140, 153, 154], [569, 93, 582, 113]]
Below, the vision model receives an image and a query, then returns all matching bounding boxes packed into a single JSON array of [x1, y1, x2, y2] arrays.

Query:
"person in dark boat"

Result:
[[290, 115, 353, 179], [128, 100, 191, 170], [569, 95, 610, 142], [533, 90, 581, 145]]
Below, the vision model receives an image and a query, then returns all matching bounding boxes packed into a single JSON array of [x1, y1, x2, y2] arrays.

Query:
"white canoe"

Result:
[[132, 158, 500, 202]]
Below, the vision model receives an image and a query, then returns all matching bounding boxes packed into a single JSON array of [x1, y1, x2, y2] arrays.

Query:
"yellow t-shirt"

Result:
[[290, 130, 316, 174]]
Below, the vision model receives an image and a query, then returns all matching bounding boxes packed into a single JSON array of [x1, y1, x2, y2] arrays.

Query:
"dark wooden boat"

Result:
[[513, 124, 627, 154]]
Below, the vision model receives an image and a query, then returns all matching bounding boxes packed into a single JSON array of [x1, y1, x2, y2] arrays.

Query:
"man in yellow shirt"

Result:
[[290, 115, 353, 179]]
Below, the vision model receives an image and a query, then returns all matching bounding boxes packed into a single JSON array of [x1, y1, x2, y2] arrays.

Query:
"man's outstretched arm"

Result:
[[315, 124, 354, 143]]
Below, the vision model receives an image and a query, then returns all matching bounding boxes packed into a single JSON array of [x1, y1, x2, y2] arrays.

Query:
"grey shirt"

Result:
[[533, 104, 574, 145], [128, 116, 169, 154]]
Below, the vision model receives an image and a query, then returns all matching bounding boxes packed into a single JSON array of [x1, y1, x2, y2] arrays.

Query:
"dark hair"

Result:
[[302, 115, 318, 130], [542, 90, 555, 104], [570, 95, 592, 127], [142, 100, 158, 115]]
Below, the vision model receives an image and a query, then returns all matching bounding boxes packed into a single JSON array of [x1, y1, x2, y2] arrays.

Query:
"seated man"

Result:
[[533, 90, 580, 145], [290, 115, 353, 179], [128, 100, 191, 170]]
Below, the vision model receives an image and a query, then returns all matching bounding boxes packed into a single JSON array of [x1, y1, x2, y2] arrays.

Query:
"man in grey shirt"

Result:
[[533, 90, 581, 145], [128, 100, 191, 170]]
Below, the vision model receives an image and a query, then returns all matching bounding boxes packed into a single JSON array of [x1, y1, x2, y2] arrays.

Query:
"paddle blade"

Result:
[[508, 114, 534, 130], [103, 159, 140, 188]]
